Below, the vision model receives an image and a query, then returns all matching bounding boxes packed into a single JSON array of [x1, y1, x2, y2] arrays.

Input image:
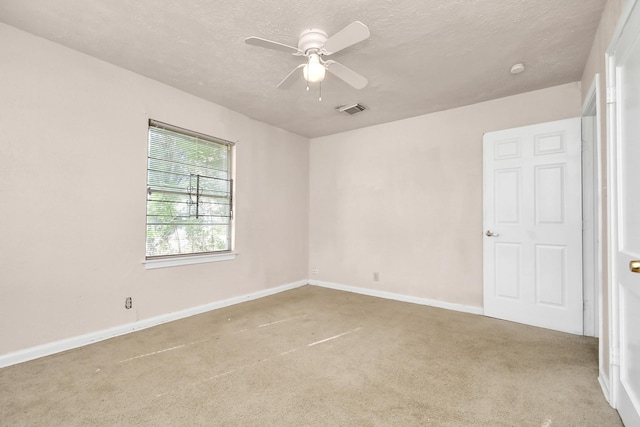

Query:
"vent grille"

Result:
[[337, 103, 367, 115]]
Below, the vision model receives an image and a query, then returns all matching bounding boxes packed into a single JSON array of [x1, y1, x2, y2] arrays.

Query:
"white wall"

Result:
[[0, 19, 593, 361], [309, 83, 582, 309], [0, 23, 309, 355]]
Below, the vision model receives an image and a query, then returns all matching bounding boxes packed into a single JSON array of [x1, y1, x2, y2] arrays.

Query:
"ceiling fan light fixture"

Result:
[[245, 21, 369, 90], [303, 53, 325, 82]]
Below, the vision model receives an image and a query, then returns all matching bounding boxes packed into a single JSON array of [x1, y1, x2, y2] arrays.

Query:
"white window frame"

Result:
[[143, 120, 236, 269]]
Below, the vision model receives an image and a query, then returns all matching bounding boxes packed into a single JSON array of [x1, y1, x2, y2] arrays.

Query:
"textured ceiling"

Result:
[[0, 0, 606, 138]]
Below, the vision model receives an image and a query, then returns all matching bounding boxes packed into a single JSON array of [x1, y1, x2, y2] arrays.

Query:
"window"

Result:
[[146, 120, 234, 259]]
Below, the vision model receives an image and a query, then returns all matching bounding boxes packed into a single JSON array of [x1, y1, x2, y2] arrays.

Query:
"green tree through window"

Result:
[[146, 120, 233, 257]]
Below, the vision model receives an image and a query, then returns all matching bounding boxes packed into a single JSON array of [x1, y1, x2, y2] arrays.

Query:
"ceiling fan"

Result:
[[245, 21, 370, 92]]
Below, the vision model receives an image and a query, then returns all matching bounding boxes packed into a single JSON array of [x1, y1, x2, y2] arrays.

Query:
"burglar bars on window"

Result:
[[187, 173, 232, 219]]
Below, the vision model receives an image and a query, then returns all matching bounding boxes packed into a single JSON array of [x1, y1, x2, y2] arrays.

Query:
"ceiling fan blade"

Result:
[[325, 61, 368, 89], [245, 36, 300, 54], [322, 21, 370, 55], [277, 64, 305, 89]]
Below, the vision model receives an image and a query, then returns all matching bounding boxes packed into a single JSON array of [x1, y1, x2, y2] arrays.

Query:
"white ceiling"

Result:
[[0, 0, 607, 138]]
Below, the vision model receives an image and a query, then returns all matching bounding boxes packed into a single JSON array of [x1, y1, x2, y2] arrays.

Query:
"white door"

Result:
[[483, 118, 583, 334], [609, 1, 640, 424]]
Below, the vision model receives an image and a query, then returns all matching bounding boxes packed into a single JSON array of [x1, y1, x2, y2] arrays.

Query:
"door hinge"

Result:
[[611, 349, 620, 366], [606, 87, 616, 104]]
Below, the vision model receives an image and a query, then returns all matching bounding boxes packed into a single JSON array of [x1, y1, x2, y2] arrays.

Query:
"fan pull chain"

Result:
[[319, 80, 322, 101], [306, 56, 310, 91]]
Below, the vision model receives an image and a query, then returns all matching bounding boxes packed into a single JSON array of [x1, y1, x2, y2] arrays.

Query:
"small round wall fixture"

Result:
[[510, 63, 525, 74]]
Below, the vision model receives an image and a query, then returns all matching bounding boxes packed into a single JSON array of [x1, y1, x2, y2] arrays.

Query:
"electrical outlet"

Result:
[[125, 297, 132, 309], [373, 272, 379, 281], [311, 267, 319, 274]]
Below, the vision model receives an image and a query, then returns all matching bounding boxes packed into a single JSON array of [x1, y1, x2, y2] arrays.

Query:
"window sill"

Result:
[[143, 252, 237, 270]]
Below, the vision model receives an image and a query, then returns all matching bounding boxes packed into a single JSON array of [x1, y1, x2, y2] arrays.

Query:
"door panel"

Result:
[[495, 169, 520, 223], [610, 1, 640, 423], [483, 118, 582, 334], [495, 243, 521, 299], [534, 132, 565, 154], [535, 164, 565, 224], [494, 138, 521, 159], [535, 245, 566, 306]]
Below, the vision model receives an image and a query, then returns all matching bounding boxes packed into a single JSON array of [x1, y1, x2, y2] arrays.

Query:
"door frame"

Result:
[[581, 74, 602, 340], [605, 0, 639, 413]]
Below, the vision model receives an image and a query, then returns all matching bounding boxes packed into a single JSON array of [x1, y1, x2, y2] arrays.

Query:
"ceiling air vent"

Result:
[[337, 103, 367, 115]]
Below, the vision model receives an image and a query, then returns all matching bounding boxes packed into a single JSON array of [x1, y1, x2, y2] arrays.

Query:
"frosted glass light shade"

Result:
[[303, 54, 325, 82]]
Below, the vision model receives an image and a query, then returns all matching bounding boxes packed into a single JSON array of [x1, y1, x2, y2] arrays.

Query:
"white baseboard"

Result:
[[308, 280, 484, 316], [599, 371, 611, 405], [1, 279, 483, 369], [0, 280, 307, 369]]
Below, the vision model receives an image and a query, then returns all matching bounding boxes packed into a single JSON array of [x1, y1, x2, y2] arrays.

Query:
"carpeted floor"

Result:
[[0, 285, 622, 426]]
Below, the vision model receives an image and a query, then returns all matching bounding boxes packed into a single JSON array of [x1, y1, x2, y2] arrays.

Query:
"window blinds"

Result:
[[146, 120, 233, 258]]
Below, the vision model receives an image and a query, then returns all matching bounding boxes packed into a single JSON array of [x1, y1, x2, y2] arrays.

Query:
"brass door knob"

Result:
[[630, 260, 640, 273]]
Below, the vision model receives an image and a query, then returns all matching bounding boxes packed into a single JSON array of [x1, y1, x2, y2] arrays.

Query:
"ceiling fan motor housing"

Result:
[[298, 29, 328, 54]]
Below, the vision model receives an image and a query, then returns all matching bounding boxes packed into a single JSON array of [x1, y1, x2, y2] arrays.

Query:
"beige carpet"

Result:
[[0, 285, 622, 426]]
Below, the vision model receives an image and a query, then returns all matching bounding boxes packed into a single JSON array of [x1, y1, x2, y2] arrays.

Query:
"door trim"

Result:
[[581, 74, 602, 340], [605, 41, 620, 415]]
